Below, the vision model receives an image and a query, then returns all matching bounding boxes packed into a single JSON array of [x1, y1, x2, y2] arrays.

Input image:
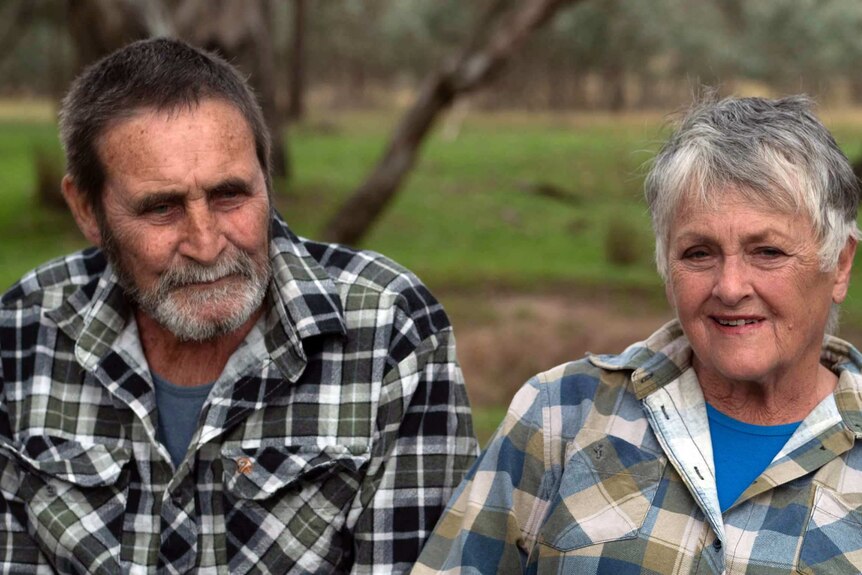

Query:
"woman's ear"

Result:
[[832, 237, 857, 304], [61, 175, 102, 247]]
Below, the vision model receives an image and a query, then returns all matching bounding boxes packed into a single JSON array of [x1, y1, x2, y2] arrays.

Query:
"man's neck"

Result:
[[135, 308, 263, 386]]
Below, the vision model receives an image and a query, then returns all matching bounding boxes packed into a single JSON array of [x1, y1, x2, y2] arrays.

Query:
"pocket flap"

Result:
[[540, 432, 663, 551], [222, 444, 369, 501], [18, 436, 131, 487]]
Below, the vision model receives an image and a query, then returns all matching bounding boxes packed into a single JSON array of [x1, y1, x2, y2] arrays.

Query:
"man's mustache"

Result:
[[157, 252, 259, 293]]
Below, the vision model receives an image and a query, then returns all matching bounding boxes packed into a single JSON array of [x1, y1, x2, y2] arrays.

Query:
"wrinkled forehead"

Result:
[[96, 100, 256, 170]]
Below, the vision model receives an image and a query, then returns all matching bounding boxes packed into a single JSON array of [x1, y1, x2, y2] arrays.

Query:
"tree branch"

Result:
[[322, 0, 583, 246]]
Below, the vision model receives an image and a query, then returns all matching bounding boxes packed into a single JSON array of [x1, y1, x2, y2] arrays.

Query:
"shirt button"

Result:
[[236, 456, 254, 475], [45, 484, 57, 497], [712, 538, 722, 551]]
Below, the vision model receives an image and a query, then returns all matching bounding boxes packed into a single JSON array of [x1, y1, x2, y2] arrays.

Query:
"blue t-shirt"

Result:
[[706, 403, 801, 512], [152, 372, 215, 468]]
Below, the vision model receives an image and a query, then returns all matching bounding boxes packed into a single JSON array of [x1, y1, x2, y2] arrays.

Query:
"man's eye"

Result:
[[141, 204, 178, 218], [217, 190, 244, 201]]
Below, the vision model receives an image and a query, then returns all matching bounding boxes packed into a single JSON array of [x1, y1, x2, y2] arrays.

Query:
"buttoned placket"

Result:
[[640, 369, 727, 574]]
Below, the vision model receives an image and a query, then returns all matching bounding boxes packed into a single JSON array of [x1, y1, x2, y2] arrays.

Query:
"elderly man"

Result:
[[0, 38, 477, 573]]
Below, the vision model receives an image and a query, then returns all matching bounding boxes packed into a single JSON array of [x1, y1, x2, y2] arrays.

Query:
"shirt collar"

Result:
[[48, 212, 347, 375], [587, 319, 692, 399], [588, 319, 862, 435], [823, 334, 862, 436]]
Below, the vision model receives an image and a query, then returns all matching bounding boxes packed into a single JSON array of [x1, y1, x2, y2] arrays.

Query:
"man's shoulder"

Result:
[[1, 248, 106, 311], [301, 236, 444, 308], [299, 238, 424, 295]]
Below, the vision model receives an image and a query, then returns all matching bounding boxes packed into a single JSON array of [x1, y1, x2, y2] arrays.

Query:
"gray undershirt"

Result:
[[152, 372, 215, 468]]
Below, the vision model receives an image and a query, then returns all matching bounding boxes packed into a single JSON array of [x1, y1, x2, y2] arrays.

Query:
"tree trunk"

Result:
[[0, 0, 35, 62], [174, 0, 290, 183], [603, 64, 626, 112], [51, 0, 172, 209], [67, 0, 172, 73], [322, 0, 583, 246], [287, 0, 306, 122]]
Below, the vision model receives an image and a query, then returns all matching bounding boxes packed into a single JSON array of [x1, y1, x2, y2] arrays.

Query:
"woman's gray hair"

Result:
[[645, 95, 860, 282]]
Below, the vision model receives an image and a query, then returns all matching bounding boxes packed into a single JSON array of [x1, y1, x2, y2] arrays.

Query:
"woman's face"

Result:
[[665, 191, 855, 388]]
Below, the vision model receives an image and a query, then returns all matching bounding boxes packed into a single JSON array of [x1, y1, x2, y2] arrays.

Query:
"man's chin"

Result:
[[146, 294, 264, 342], [156, 312, 251, 342]]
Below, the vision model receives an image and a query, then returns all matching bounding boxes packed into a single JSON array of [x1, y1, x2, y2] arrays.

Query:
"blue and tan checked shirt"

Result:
[[0, 213, 478, 574], [413, 320, 862, 574]]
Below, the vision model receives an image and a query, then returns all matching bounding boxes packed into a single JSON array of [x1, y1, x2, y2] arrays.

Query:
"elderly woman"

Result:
[[412, 96, 862, 574]]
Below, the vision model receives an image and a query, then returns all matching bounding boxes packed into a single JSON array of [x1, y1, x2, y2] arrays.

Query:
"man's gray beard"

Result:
[[104, 235, 271, 342]]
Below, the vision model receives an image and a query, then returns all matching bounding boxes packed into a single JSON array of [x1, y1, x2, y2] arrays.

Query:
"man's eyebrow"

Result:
[[205, 178, 252, 197], [133, 191, 185, 213]]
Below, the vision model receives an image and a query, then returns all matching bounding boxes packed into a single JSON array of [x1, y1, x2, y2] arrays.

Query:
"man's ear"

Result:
[[61, 175, 102, 246]]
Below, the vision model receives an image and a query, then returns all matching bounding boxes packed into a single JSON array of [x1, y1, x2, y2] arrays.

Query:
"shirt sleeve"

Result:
[[348, 323, 480, 574], [410, 378, 550, 575], [0, 367, 53, 572]]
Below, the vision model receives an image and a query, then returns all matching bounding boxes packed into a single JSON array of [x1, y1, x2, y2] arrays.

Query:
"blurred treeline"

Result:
[[5, 0, 862, 111]]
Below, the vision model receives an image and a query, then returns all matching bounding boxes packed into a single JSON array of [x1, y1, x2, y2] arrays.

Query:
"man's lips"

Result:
[[173, 274, 238, 289]]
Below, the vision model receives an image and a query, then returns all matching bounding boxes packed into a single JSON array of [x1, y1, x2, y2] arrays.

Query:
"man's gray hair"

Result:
[[645, 95, 860, 282], [59, 37, 271, 216]]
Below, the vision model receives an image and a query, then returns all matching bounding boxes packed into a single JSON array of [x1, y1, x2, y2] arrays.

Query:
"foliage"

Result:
[[8, 0, 862, 107], [739, 0, 862, 90]]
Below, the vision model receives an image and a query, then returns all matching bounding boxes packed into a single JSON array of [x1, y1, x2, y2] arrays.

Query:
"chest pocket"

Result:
[[538, 429, 663, 552], [796, 486, 862, 574], [15, 437, 131, 575], [221, 443, 370, 574]]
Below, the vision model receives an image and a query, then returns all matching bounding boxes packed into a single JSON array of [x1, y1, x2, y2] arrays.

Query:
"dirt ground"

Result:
[[443, 290, 674, 407]]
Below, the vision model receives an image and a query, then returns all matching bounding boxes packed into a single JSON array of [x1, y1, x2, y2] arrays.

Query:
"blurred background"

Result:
[[4, 0, 862, 443]]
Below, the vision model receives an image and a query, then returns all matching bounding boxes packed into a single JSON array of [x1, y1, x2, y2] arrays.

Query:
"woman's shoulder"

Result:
[[528, 347, 648, 403]]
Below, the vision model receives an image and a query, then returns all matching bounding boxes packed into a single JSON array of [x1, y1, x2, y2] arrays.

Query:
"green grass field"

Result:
[[6, 100, 862, 443], [287, 111, 665, 292]]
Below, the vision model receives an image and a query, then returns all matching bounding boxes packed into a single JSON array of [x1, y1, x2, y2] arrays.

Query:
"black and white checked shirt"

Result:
[[0, 214, 478, 574]]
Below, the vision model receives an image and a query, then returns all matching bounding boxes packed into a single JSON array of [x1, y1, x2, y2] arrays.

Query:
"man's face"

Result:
[[95, 99, 272, 342]]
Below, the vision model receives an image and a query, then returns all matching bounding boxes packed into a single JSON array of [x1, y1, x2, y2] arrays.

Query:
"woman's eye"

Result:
[[755, 247, 785, 258], [683, 248, 709, 260]]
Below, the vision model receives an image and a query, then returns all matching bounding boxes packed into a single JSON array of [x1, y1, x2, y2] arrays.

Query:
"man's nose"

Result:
[[179, 204, 226, 264], [712, 255, 753, 305]]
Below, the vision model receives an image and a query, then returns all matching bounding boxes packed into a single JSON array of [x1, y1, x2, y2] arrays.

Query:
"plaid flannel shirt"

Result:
[[0, 214, 478, 574], [413, 320, 862, 574]]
